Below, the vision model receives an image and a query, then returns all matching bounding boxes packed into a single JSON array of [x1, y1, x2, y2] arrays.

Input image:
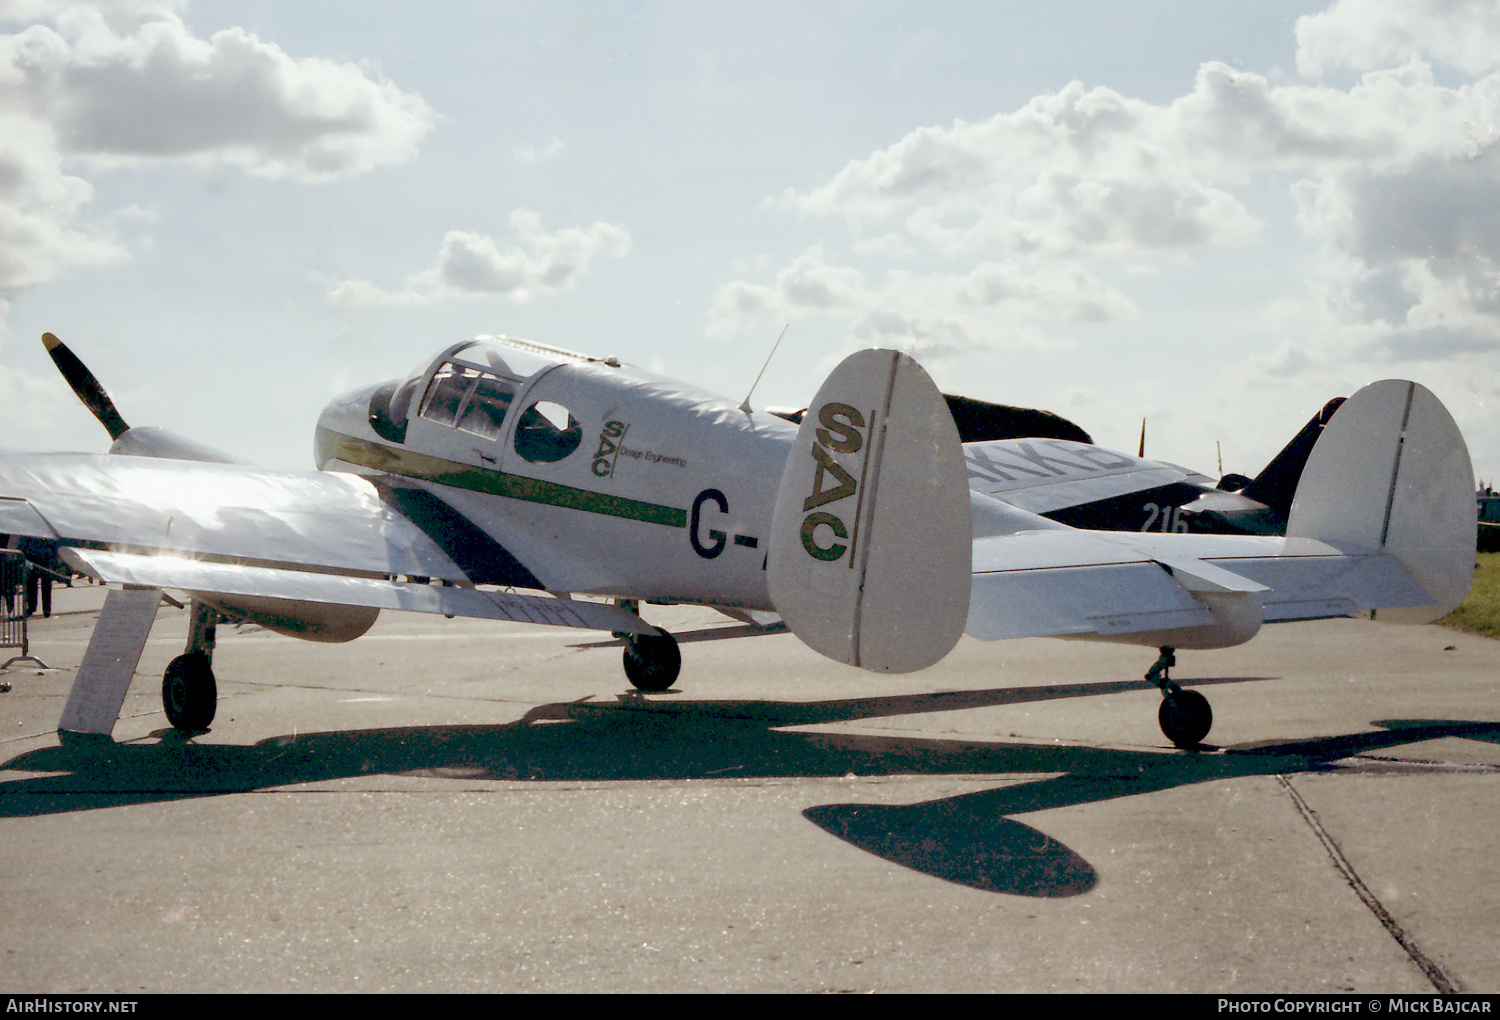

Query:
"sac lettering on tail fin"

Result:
[[767, 349, 971, 673]]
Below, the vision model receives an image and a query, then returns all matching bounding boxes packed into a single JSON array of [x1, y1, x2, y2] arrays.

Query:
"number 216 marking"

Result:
[[1141, 503, 1189, 533]]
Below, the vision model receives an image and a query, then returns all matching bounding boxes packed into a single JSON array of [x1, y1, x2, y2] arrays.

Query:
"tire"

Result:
[[623, 631, 681, 692], [1159, 688, 1212, 748], [163, 652, 217, 731]]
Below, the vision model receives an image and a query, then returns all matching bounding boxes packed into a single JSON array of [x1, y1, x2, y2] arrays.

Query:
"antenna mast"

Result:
[[739, 324, 789, 414]]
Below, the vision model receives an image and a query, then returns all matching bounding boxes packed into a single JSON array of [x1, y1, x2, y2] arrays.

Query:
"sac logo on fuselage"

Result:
[[799, 402, 867, 562], [592, 420, 627, 477]]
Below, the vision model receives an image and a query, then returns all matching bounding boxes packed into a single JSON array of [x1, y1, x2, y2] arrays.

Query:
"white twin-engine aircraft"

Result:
[[0, 334, 1477, 748]]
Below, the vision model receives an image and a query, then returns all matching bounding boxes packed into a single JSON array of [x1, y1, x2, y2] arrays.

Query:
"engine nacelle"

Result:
[[109, 426, 247, 464], [194, 593, 379, 643]]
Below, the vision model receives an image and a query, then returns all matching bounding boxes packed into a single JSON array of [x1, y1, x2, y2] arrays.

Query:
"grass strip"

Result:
[[1438, 551, 1500, 640]]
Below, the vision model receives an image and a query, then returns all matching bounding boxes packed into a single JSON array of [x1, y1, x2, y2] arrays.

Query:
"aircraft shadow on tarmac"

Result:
[[3, 677, 1498, 898]]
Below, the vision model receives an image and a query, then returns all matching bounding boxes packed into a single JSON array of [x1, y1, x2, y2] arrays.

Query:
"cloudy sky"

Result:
[[1, 0, 1497, 487]]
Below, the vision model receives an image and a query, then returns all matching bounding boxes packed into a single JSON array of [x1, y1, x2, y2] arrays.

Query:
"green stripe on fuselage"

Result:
[[319, 428, 687, 528]]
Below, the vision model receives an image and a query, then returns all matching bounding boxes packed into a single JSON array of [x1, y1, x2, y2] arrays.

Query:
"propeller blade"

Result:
[[42, 332, 130, 440]]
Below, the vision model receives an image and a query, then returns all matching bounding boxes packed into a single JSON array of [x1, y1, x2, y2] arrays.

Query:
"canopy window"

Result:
[[419, 363, 519, 439]]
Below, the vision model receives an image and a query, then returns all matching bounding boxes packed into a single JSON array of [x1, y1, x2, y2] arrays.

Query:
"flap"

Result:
[[63, 548, 656, 634]]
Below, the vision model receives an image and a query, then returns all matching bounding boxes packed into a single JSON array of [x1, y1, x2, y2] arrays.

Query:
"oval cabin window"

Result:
[[514, 400, 583, 463]]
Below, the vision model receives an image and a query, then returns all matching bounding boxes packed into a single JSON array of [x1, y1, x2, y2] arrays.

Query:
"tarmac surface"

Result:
[[1, 584, 1498, 993]]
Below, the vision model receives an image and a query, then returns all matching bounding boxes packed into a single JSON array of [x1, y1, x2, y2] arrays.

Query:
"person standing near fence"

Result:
[[1, 534, 17, 617], [18, 536, 61, 618]]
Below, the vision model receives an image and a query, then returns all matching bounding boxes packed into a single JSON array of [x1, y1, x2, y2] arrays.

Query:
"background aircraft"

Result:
[[777, 393, 1347, 538], [0, 334, 1475, 750]]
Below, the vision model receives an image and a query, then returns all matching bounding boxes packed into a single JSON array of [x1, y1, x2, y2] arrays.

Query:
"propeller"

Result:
[[42, 332, 130, 440]]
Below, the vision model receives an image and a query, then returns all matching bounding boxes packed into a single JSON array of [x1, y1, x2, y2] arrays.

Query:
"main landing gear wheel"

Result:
[[623, 629, 681, 692], [163, 652, 217, 731], [1159, 688, 1212, 748], [1145, 644, 1212, 748]]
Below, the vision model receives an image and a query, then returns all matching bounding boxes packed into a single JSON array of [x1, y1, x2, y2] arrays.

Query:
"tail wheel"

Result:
[[1159, 688, 1212, 748], [163, 652, 217, 731], [623, 630, 681, 692]]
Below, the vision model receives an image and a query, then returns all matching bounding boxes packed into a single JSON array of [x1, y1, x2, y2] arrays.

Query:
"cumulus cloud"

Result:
[[1268, 64, 1500, 377], [0, 112, 127, 294], [779, 59, 1491, 253], [0, 5, 434, 179], [708, 249, 1134, 357], [716, 75, 1256, 356], [0, 1, 182, 30], [711, 0, 1500, 451], [783, 81, 1259, 260], [1297, 0, 1500, 77], [329, 210, 632, 306], [0, 1, 433, 302]]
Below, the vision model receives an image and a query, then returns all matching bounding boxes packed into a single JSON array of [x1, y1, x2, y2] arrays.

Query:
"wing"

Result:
[[0, 451, 652, 635], [963, 437, 1209, 516]]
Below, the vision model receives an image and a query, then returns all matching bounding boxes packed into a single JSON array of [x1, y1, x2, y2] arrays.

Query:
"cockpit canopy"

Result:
[[367, 335, 591, 447]]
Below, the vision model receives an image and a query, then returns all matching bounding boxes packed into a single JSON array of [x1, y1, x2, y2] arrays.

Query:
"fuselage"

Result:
[[309, 335, 1286, 618], [314, 336, 798, 611]]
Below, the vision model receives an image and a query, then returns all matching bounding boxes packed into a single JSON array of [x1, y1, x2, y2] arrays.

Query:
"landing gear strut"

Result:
[[1146, 645, 1212, 748], [623, 629, 681, 692], [163, 600, 219, 731]]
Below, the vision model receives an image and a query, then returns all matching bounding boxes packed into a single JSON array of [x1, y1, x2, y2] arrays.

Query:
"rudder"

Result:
[[766, 349, 971, 672], [1286, 380, 1475, 623]]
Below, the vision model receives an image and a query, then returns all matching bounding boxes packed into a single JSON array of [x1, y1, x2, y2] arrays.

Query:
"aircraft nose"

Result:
[[315, 382, 389, 468]]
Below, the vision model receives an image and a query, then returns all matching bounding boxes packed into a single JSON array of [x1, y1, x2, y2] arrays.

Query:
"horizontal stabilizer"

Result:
[[966, 378, 1472, 649], [967, 526, 1439, 649]]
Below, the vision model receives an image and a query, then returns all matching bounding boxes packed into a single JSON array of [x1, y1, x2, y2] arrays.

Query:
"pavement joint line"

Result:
[[1275, 773, 1458, 994]]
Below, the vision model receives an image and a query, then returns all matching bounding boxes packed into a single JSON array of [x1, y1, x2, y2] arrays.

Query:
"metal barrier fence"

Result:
[[2, 548, 46, 669]]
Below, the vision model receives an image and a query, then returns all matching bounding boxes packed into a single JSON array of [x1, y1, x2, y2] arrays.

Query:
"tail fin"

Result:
[[766, 349, 971, 672], [1286, 380, 1475, 623], [1239, 396, 1345, 518]]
